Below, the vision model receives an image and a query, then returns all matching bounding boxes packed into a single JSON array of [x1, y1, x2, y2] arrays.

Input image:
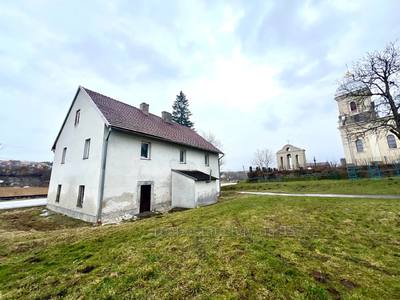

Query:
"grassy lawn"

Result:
[[0, 187, 48, 198], [1, 194, 400, 299], [223, 177, 400, 195]]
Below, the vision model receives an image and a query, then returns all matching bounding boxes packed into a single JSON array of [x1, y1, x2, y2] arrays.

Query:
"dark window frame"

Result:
[[179, 149, 186, 163], [61, 147, 67, 164], [56, 184, 62, 203], [205, 153, 210, 166], [387, 134, 397, 149], [83, 138, 91, 159], [141, 142, 151, 159], [74, 109, 80, 126], [350, 101, 357, 112], [355, 139, 364, 152], [77, 185, 85, 208]]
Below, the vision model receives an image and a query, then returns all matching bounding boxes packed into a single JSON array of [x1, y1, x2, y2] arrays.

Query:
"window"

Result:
[[77, 185, 85, 208], [387, 134, 397, 149], [350, 101, 357, 112], [83, 138, 91, 159], [74, 109, 80, 126], [355, 139, 364, 152], [56, 184, 62, 203], [205, 153, 209, 166], [179, 150, 186, 163], [61, 147, 67, 164], [141, 142, 150, 159]]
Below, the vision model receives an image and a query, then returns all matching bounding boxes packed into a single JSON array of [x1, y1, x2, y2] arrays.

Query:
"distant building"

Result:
[[335, 80, 400, 165], [276, 144, 306, 170]]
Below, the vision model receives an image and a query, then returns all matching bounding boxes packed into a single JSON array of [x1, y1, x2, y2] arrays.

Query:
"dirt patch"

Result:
[[340, 278, 359, 289], [78, 265, 96, 273], [0, 207, 90, 232], [311, 270, 330, 283]]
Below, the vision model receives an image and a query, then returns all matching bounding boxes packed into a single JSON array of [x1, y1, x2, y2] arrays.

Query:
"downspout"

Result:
[[97, 126, 112, 223], [218, 153, 225, 195]]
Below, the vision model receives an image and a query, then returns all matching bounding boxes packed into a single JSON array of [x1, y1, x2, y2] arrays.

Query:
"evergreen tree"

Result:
[[172, 91, 194, 128]]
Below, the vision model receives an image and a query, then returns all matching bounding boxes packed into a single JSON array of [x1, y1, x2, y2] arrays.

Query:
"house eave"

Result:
[[110, 125, 222, 154]]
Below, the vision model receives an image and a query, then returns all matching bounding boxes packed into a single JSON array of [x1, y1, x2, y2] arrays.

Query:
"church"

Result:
[[335, 81, 400, 165]]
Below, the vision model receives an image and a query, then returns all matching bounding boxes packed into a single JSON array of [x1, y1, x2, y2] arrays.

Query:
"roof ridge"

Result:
[[82, 86, 190, 128], [81, 86, 222, 153]]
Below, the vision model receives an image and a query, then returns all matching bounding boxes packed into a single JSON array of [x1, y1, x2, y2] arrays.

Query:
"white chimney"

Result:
[[161, 111, 172, 123], [140, 102, 149, 115]]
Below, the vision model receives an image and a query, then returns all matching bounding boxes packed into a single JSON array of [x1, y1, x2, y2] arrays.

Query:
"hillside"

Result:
[[1, 192, 399, 299], [0, 160, 51, 187]]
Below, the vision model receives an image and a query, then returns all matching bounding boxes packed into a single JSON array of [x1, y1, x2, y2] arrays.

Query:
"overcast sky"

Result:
[[1, 0, 399, 170]]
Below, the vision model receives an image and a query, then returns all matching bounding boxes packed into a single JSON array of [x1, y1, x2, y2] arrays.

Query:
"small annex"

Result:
[[171, 170, 218, 208]]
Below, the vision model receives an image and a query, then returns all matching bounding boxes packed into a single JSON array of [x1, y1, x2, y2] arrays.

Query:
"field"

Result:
[[224, 177, 400, 195], [1, 188, 400, 299], [0, 187, 48, 198]]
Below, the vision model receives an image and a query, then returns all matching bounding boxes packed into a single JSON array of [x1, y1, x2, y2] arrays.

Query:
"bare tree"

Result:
[[337, 42, 400, 139], [200, 131, 224, 166], [252, 149, 273, 169]]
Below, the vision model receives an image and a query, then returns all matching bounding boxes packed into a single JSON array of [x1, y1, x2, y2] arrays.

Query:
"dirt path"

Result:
[[238, 191, 400, 199]]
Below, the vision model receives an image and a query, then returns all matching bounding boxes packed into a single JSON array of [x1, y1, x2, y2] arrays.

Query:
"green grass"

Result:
[[1, 193, 400, 299], [223, 177, 400, 195]]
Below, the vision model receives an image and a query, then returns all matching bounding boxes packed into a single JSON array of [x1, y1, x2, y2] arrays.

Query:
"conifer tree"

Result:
[[172, 91, 194, 128]]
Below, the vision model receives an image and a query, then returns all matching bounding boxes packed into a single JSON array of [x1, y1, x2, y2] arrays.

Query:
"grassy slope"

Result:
[[1, 195, 400, 299], [223, 177, 400, 195]]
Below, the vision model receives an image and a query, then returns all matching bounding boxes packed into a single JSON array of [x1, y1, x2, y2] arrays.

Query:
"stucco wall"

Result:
[[102, 130, 220, 219], [340, 128, 400, 164], [47, 88, 106, 222], [171, 172, 195, 208], [195, 180, 218, 206]]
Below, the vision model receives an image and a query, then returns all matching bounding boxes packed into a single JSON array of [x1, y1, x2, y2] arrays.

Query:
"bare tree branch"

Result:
[[252, 149, 274, 169], [337, 41, 400, 140]]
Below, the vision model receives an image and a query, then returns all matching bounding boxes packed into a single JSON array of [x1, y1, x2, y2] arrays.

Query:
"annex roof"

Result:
[[172, 170, 218, 181]]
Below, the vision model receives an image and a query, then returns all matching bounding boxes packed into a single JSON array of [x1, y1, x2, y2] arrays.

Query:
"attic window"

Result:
[[180, 150, 186, 163], [61, 147, 67, 164], [75, 109, 80, 126]]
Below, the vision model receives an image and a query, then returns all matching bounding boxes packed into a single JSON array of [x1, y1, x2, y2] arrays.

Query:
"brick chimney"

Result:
[[161, 111, 172, 123], [140, 102, 149, 115]]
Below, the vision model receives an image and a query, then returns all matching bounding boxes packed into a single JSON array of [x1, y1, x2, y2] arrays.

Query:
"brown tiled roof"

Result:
[[82, 87, 222, 153]]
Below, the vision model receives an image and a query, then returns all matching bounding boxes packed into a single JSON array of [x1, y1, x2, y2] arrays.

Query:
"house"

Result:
[[276, 144, 306, 170], [47, 86, 223, 223], [335, 83, 400, 165]]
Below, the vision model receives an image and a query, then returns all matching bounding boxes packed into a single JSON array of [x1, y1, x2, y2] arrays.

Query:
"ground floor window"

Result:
[[77, 185, 85, 208], [56, 184, 62, 203]]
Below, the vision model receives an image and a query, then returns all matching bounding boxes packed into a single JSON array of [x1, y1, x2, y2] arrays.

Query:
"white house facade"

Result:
[[47, 87, 222, 223]]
